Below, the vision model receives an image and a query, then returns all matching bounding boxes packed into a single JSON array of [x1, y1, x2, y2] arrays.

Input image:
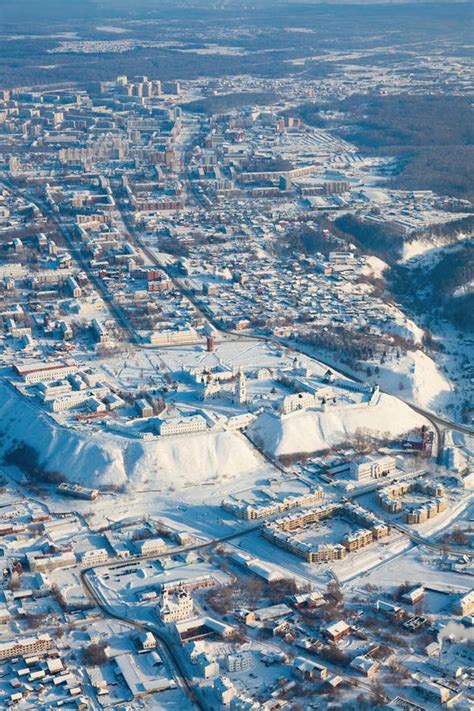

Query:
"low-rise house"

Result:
[[293, 656, 328, 680], [27, 550, 76, 573], [136, 537, 167, 556], [0, 634, 52, 661], [402, 586, 425, 606], [350, 655, 379, 677], [453, 590, 474, 616], [80, 549, 108, 566], [214, 677, 237, 705], [196, 651, 219, 678], [234, 608, 255, 625], [323, 620, 351, 642], [159, 414, 207, 437], [137, 631, 156, 651], [136, 398, 153, 418], [0, 604, 11, 624], [253, 603, 292, 623], [417, 679, 451, 705], [226, 652, 253, 672]]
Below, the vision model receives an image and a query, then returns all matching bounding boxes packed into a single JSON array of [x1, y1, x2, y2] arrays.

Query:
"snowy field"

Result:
[[0, 381, 265, 489], [347, 546, 472, 596]]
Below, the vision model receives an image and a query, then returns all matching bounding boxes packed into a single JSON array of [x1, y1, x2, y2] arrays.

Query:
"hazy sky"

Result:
[[0, 0, 466, 29]]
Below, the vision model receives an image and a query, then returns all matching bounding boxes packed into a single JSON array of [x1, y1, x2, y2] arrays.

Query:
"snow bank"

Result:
[[0, 383, 261, 490], [451, 431, 474, 457], [385, 305, 424, 345], [361, 255, 388, 278], [122, 430, 260, 489], [248, 392, 426, 458], [401, 238, 434, 262], [360, 188, 390, 205], [401, 230, 472, 264]]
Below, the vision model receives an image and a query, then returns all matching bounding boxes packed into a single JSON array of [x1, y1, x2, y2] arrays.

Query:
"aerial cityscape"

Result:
[[0, 1, 472, 709]]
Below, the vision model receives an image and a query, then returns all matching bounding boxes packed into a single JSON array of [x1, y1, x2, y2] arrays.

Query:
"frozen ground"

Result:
[[2, 335, 427, 493], [401, 228, 473, 263], [361, 254, 388, 278]]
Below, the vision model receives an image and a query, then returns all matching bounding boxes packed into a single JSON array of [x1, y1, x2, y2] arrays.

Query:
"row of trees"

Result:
[[181, 91, 277, 116], [389, 239, 474, 332], [4, 442, 64, 484]]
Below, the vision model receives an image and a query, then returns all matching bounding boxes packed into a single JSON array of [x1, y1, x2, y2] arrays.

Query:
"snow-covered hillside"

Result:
[[248, 392, 427, 459], [401, 230, 471, 263], [0, 384, 261, 490], [374, 351, 452, 412], [384, 305, 425, 344]]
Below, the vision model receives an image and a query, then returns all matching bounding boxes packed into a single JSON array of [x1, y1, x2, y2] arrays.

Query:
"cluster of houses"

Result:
[[222, 487, 323, 521], [262, 501, 390, 564], [377, 479, 448, 524]]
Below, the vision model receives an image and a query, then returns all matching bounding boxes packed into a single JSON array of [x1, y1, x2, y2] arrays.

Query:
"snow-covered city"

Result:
[[0, 1, 472, 710]]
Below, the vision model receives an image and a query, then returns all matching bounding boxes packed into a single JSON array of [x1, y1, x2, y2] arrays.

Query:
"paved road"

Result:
[[403, 400, 474, 437], [2, 179, 141, 346], [82, 522, 261, 573], [349, 479, 473, 558], [388, 519, 473, 558], [3, 178, 472, 493], [3, 140, 471, 707], [347, 473, 473, 557]]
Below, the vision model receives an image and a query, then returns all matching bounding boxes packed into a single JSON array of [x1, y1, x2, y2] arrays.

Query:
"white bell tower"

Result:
[[235, 368, 247, 405]]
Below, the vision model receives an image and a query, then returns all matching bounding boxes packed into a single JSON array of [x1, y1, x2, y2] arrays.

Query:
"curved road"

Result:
[[80, 568, 205, 710], [114, 193, 473, 451], [127, 212, 473, 466], [388, 520, 473, 558], [76, 523, 259, 709]]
